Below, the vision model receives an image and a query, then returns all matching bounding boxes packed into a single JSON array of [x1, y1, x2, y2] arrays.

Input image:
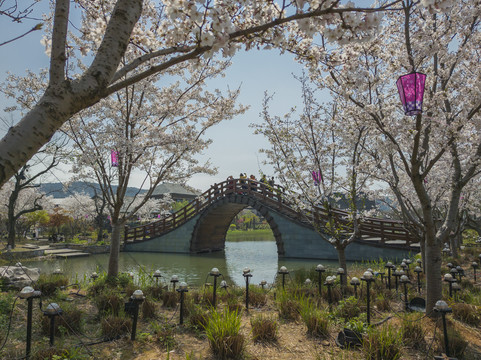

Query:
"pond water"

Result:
[[24, 239, 339, 287]]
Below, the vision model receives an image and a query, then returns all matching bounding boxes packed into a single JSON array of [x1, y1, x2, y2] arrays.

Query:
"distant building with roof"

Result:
[[151, 183, 199, 202]]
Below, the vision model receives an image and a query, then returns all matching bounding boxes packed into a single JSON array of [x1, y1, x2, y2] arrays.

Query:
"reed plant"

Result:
[[36, 273, 69, 296], [436, 326, 468, 359], [299, 298, 330, 338], [203, 308, 244, 359], [400, 313, 425, 350], [335, 296, 361, 320], [276, 290, 302, 321], [101, 315, 132, 339]]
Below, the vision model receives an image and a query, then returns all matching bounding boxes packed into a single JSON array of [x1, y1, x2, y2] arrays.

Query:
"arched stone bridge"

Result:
[[123, 179, 419, 261]]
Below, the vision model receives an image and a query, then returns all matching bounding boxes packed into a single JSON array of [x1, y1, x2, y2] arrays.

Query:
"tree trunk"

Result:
[[337, 246, 347, 286], [424, 239, 442, 315], [107, 221, 123, 278]]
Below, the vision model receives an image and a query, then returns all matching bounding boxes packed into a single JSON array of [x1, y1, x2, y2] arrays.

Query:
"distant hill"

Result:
[[39, 181, 146, 198]]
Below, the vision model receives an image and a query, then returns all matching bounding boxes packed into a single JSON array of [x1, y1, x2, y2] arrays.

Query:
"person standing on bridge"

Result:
[[250, 174, 257, 192]]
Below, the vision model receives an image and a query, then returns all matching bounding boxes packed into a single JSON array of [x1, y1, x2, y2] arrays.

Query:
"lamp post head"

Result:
[[210, 267, 220, 276], [414, 266, 422, 273], [153, 270, 162, 278], [443, 273, 454, 282], [450, 268, 458, 276], [452, 282, 461, 291], [416, 259, 422, 265], [243, 267, 251, 275], [19, 286, 35, 299], [406, 259, 412, 265], [472, 262, 479, 269], [128, 272, 134, 279], [278, 266, 289, 274], [53, 268, 63, 275], [350, 277, 360, 286], [337, 267, 345, 275], [316, 264, 325, 272], [91, 272, 99, 280], [44, 303, 63, 316], [220, 280, 228, 289], [362, 271, 373, 281], [171, 275, 179, 283], [131, 289, 145, 300], [305, 278, 312, 285], [400, 275, 410, 283], [259, 280, 267, 286], [178, 282, 188, 292], [447, 263, 454, 269], [385, 262, 394, 269], [325, 276, 335, 285], [434, 300, 452, 313], [400, 262, 407, 269]]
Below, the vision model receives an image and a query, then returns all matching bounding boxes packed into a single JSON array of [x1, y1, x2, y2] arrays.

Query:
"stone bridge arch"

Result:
[[190, 194, 284, 255]]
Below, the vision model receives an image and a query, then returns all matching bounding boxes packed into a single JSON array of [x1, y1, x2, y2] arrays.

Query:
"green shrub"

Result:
[[375, 294, 391, 312], [142, 297, 157, 319], [94, 289, 124, 316], [248, 286, 268, 307], [151, 320, 177, 349], [162, 291, 178, 308], [101, 315, 132, 339], [187, 304, 209, 331], [250, 315, 278, 342], [451, 302, 480, 327], [204, 308, 245, 359], [362, 324, 403, 360], [335, 296, 361, 320], [36, 273, 69, 296], [0, 292, 14, 316]]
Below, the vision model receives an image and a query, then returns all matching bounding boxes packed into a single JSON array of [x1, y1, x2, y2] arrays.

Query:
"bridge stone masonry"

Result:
[[123, 179, 419, 261]]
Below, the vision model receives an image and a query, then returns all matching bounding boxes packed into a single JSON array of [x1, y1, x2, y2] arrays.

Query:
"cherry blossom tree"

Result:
[[252, 76, 373, 282], [295, 0, 481, 313], [0, 0, 403, 187], [0, 1, 43, 47]]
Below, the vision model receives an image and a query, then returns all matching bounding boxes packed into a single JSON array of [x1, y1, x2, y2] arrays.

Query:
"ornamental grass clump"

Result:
[[335, 296, 361, 320], [162, 291, 178, 308], [101, 315, 132, 340], [36, 273, 69, 296], [451, 302, 481, 327], [247, 286, 267, 307], [362, 324, 403, 360], [436, 327, 468, 359], [141, 297, 157, 319], [300, 298, 330, 338], [152, 320, 177, 349], [94, 288, 124, 316], [400, 313, 425, 350], [277, 290, 301, 321], [204, 308, 245, 359], [41, 302, 83, 336], [250, 315, 279, 343]]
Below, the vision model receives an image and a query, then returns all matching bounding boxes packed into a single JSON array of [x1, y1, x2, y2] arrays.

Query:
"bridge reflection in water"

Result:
[[124, 179, 419, 261]]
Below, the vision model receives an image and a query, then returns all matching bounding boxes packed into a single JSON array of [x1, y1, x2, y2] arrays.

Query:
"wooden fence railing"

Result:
[[124, 178, 413, 247]]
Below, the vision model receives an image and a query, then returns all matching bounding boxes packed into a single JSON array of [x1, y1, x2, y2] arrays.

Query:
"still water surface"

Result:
[[25, 240, 339, 286]]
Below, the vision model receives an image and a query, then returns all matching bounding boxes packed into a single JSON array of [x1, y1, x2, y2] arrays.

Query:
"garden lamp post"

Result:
[[278, 266, 289, 290], [472, 262, 478, 282], [414, 266, 423, 294], [399, 275, 411, 311], [376, 271, 385, 286], [452, 282, 461, 302], [456, 266, 464, 281], [176, 282, 188, 325], [43, 303, 63, 346], [19, 286, 41, 360], [361, 271, 374, 325], [446, 263, 454, 269], [416, 258, 423, 273], [90, 272, 99, 282], [209, 267, 221, 308], [443, 273, 455, 298], [259, 280, 267, 290], [130, 290, 145, 341], [220, 280, 228, 291], [170, 275, 179, 291], [315, 264, 326, 296], [396, 71, 427, 116], [325, 276, 335, 305], [153, 270, 162, 285], [442, 247, 450, 257], [337, 267, 345, 296], [450, 267, 458, 284], [393, 268, 401, 293], [385, 262, 394, 290], [434, 300, 452, 358], [350, 277, 360, 297], [243, 267, 253, 310]]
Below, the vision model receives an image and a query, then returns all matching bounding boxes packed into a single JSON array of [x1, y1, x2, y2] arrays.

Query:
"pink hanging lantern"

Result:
[[111, 150, 119, 167], [312, 170, 322, 186], [396, 72, 426, 116]]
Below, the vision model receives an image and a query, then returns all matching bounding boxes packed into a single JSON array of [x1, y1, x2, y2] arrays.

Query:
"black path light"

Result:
[[153, 270, 162, 285], [325, 275, 335, 305], [442, 247, 451, 257], [305, 278, 312, 287], [416, 258, 423, 272], [452, 282, 461, 302], [220, 280, 228, 291], [243, 267, 253, 310], [19, 286, 41, 360], [376, 270, 385, 286], [434, 300, 453, 358], [315, 264, 326, 296], [337, 267, 346, 296], [399, 275, 411, 311], [400, 261, 408, 274], [472, 262, 478, 282], [446, 262, 454, 270], [414, 266, 423, 294], [456, 266, 464, 282], [53, 268, 63, 275], [209, 267, 221, 308], [385, 262, 394, 290], [396, 71, 427, 116], [128, 271, 135, 280], [393, 268, 402, 293], [259, 280, 267, 290], [350, 277, 360, 297], [90, 272, 99, 282], [130, 289, 145, 341], [361, 271, 375, 325], [443, 273, 455, 298], [176, 282, 188, 325], [278, 266, 289, 290], [43, 303, 63, 346], [450, 267, 458, 283], [170, 275, 179, 291]]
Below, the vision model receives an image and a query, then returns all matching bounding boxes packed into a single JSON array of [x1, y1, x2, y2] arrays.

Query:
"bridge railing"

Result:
[[124, 178, 413, 247]]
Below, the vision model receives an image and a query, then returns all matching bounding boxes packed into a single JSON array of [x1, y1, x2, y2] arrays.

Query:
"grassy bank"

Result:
[[226, 229, 275, 242]]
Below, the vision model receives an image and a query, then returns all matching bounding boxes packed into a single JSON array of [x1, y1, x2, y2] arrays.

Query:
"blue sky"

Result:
[[0, 2, 314, 192]]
